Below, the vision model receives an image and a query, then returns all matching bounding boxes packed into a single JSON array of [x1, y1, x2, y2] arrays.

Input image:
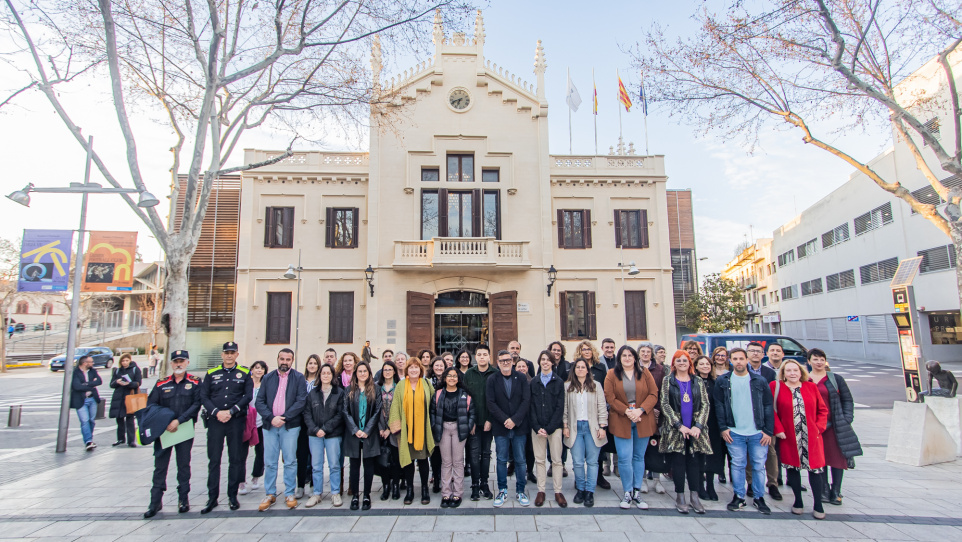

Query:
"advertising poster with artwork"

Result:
[[17, 229, 74, 292], [81, 231, 138, 292]]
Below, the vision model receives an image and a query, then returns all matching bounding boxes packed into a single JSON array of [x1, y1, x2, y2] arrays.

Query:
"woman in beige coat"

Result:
[[562, 358, 608, 508]]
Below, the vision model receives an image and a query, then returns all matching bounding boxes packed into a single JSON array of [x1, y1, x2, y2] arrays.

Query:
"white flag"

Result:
[[566, 73, 582, 112]]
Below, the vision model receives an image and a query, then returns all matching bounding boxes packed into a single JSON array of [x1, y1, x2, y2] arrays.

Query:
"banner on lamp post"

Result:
[[18, 229, 74, 292], [81, 231, 138, 292]]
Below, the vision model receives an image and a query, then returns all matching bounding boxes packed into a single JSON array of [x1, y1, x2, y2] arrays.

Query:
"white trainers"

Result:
[[332, 494, 343, 507], [637, 498, 649, 510], [238, 483, 250, 496], [654, 480, 666, 494], [620, 492, 633, 509], [294, 487, 305, 499], [250, 477, 262, 490], [305, 494, 322, 507], [640, 480, 650, 494]]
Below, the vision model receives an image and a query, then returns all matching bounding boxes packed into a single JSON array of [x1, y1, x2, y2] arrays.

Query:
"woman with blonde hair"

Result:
[[389, 360, 436, 505], [681, 340, 704, 361], [710, 347, 730, 378]]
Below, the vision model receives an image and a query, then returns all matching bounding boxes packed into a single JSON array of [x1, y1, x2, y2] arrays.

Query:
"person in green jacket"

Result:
[[463, 344, 497, 500], [388, 361, 435, 505]]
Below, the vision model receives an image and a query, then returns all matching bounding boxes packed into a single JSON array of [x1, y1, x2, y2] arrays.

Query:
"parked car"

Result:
[[13, 323, 25, 333], [33, 323, 52, 331], [48, 347, 115, 372], [680, 333, 808, 365]]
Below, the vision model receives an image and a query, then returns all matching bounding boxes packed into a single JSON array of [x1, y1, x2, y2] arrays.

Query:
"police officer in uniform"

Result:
[[200, 341, 253, 513], [144, 350, 201, 519]]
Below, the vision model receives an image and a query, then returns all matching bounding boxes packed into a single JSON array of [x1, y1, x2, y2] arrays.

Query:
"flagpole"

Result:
[[641, 71, 649, 155], [567, 67, 573, 154], [592, 68, 598, 155]]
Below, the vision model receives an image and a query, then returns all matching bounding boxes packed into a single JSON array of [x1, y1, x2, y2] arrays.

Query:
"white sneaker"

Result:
[[620, 492, 633, 509], [238, 482, 250, 495], [294, 487, 304, 499], [640, 480, 650, 494], [637, 497, 649, 510], [654, 481, 666, 494], [250, 477, 262, 490], [332, 494, 343, 507], [305, 494, 322, 507]]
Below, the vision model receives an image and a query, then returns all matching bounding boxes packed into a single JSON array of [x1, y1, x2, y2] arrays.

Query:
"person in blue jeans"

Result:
[[712, 347, 775, 515], [254, 349, 308, 511], [562, 358, 608, 507], [303, 364, 345, 507], [486, 349, 531, 507], [70, 355, 102, 451]]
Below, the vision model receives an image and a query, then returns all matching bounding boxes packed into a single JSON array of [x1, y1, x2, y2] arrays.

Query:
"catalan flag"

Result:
[[618, 76, 632, 112]]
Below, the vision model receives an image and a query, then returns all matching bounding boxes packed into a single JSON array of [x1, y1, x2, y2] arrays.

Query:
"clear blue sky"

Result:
[[0, 0, 887, 273]]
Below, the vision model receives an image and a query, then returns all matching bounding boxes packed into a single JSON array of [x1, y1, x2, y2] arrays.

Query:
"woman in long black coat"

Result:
[[341, 362, 384, 510], [694, 356, 724, 501], [108, 353, 142, 447]]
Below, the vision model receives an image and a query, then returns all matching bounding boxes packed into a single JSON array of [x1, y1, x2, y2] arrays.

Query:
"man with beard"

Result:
[[254, 349, 308, 511]]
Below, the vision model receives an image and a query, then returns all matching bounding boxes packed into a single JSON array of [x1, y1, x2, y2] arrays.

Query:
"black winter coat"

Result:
[[701, 376, 727, 474], [486, 370, 531, 437], [430, 388, 476, 442], [70, 367, 102, 409], [713, 371, 774, 437], [529, 373, 565, 434], [109, 363, 142, 418], [341, 389, 384, 458], [303, 386, 346, 439], [823, 373, 862, 459]]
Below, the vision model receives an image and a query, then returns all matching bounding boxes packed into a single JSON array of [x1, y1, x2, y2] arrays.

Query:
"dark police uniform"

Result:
[[147, 350, 201, 512], [200, 341, 252, 508]]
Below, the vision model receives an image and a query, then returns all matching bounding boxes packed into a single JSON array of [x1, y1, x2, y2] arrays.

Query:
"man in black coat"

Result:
[[71, 355, 102, 451], [200, 341, 253, 513], [144, 350, 202, 518], [529, 353, 566, 507], [486, 350, 531, 507]]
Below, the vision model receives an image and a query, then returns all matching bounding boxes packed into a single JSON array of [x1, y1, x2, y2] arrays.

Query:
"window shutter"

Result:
[[559, 291, 568, 339], [438, 188, 448, 236], [351, 207, 359, 248], [614, 210, 622, 248], [264, 207, 273, 247], [557, 210, 565, 247], [472, 189, 482, 236], [584, 210, 592, 248], [325, 207, 334, 247], [641, 209, 649, 248], [586, 291, 597, 340], [283, 208, 294, 248]]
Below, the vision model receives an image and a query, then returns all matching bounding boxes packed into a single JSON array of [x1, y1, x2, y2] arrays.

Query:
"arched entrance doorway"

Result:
[[434, 291, 488, 354]]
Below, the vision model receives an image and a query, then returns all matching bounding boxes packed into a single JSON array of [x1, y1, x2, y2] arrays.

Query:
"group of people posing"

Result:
[[84, 337, 862, 520]]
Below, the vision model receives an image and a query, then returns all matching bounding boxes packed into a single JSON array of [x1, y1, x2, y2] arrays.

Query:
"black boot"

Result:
[[470, 484, 481, 501], [433, 477, 441, 494], [399, 479, 407, 490], [144, 502, 162, 519], [404, 486, 415, 505], [421, 486, 431, 505], [380, 482, 391, 501], [391, 481, 401, 500], [706, 477, 719, 501]]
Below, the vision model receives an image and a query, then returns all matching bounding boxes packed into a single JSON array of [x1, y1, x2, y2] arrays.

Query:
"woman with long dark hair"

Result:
[[807, 349, 861, 506], [455, 349, 473, 377], [427, 356, 447, 493], [108, 353, 141, 447], [336, 352, 358, 389], [240, 360, 268, 495], [694, 355, 724, 501], [295, 354, 321, 499], [303, 363, 345, 507], [376, 361, 402, 500], [562, 358, 607, 507], [430, 367, 475, 508], [342, 361, 383, 511]]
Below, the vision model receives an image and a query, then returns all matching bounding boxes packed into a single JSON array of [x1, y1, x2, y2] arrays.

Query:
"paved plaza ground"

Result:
[[0, 362, 960, 541]]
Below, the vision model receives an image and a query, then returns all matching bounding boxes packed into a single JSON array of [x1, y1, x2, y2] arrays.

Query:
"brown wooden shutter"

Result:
[[264, 207, 274, 247], [283, 207, 294, 248], [625, 290, 648, 340], [584, 210, 592, 248], [325, 207, 334, 247], [328, 292, 355, 343], [586, 290, 597, 340], [472, 189, 482, 236], [559, 291, 568, 340], [438, 189, 448, 237], [614, 209, 622, 248], [266, 292, 292, 344], [641, 209, 649, 248], [557, 209, 565, 248], [351, 207, 360, 248], [489, 291, 518, 354], [406, 291, 434, 355]]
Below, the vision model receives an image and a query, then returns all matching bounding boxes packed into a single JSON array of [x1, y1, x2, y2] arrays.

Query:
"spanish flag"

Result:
[[593, 79, 598, 115], [618, 76, 632, 112]]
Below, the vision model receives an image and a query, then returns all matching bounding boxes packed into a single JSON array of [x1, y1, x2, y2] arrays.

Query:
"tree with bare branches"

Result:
[[632, 0, 962, 307], [2, 0, 466, 363]]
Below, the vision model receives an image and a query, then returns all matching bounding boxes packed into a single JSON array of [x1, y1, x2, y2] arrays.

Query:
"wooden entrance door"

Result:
[[406, 291, 434, 355], [488, 291, 518, 354]]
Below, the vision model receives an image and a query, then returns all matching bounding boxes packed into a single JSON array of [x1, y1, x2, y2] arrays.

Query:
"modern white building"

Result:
[[721, 238, 780, 334]]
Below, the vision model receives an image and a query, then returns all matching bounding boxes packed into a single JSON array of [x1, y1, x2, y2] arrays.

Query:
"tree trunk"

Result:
[[161, 250, 191, 379], [953, 223, 962, 316], [0, 308, 7, 373]]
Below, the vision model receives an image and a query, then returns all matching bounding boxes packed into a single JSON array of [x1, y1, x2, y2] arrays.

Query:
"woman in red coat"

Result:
[[771, 359, 829, 520]]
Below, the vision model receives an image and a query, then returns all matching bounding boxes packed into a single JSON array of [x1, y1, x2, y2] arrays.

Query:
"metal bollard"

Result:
[[7, 405, 22, 427], [143, 367, 149, 379], [96, 400, 106, 420]]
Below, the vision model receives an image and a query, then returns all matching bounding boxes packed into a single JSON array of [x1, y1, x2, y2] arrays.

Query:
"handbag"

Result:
[[377, 444, 391, 469], [125, 393, 148, 414], [644, 435, 670, 473]]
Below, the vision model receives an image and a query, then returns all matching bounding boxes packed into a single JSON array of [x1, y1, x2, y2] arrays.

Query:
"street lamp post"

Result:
[[283, 249, 303, 365], [5, 136, 160, 453]]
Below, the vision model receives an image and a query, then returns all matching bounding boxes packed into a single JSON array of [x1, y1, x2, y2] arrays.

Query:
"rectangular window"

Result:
[[801, 278, 823, 296], [825, 269, 856, 292], [797, 238, 817, 259], [923, 117, 941, 146], [328, 292, 354, 343], [781, 285, 798, 300], [482, 169, 500, 183], [421, 168, 440, 182], [447, 191, 475, 237], [625, 291, 648, 340], [482, 190, 500, 238], [821, 223, 850, 249], [919, 244, 957, 273], [614, 209, 650, 249], [325, 207, 359, 248], [264, 207, 294, 248], [447, 154, 474, 182], [859, 257, 899, 285], [422, 189, 484, 239], [854, 202, 893, 235], [761, 294, 767, 307], [929, 311, 961, 345], [777, 249, 795, 267], [422, 191, 439, 240], [560, 291, 596, 340], [557, 209, 591, 249], [265, 292, 292, 344], [671, 249, 695, 292]]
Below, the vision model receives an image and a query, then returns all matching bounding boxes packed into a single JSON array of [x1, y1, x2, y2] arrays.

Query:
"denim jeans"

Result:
[[76, 397, 97, 444], [494, 431, 527, 494], [262, 425, 300, 497], [570, 420, 600, 492], [308, 435, 342, 495], [613, 423, 649, 495], [726, 431, 768, 499]]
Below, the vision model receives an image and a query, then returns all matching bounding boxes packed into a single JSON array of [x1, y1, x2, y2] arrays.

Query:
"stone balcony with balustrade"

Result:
[[393, 238, 530, 270]]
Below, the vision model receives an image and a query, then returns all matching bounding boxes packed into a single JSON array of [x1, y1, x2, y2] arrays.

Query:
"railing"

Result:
[[394, 238, 530, 267]]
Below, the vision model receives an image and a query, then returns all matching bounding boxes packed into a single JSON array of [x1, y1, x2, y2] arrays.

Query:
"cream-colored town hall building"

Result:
[[229, 12, 680, 364]]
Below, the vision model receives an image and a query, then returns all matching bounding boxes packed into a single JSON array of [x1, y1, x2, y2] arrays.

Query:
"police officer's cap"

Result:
[[222, 341, 239, 352], [171, 349, 190, 360]]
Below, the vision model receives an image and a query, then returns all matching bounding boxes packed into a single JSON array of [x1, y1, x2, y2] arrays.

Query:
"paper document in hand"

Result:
[[159, 420, 195, 448]]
